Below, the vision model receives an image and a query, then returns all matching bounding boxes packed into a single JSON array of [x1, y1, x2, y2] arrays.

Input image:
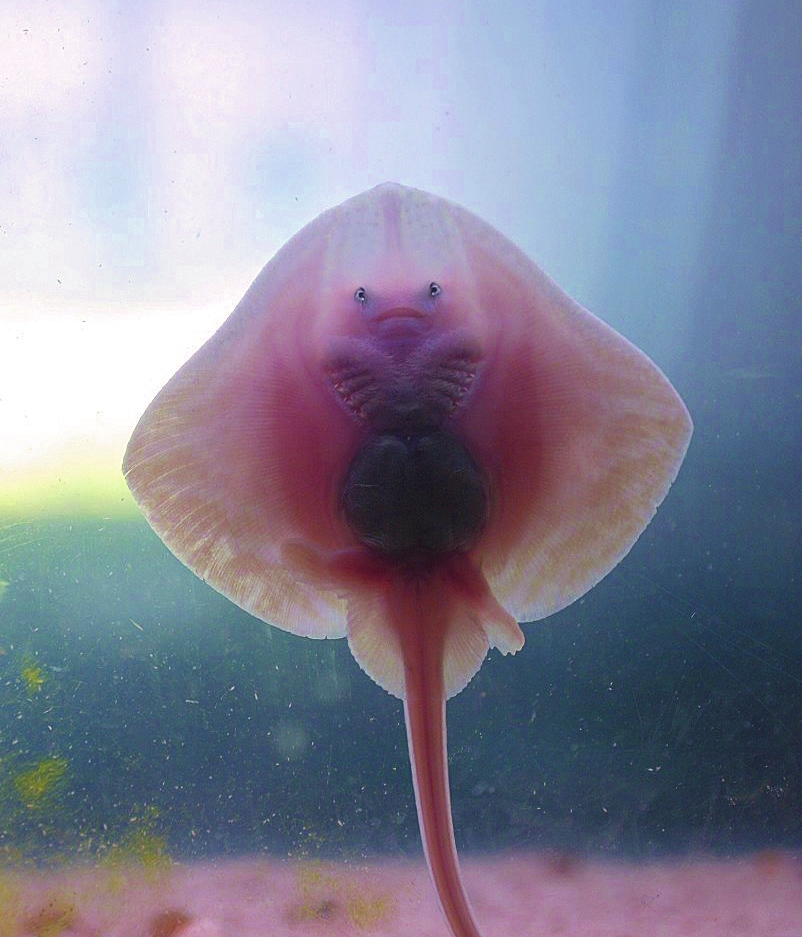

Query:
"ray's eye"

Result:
[[428, 282, 442, 298], [354, 286, 367, 304]]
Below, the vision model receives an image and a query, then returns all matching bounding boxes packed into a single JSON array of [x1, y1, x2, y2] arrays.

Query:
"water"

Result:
[[0, 504, 798, 863], [0, 1, 799, 929]]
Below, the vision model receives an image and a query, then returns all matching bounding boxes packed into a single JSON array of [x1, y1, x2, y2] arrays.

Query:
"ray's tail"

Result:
[[401, 593, 485, 937]]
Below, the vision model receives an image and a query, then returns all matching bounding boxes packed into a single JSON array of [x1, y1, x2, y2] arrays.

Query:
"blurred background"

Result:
[[0, 0, 799, 863]]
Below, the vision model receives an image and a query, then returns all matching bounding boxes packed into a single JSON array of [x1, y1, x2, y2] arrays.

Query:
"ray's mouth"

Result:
[[368, 306, 432, 338]]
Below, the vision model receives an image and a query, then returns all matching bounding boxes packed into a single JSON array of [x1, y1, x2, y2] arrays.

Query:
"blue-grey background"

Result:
[[0, 0, 799, 861]]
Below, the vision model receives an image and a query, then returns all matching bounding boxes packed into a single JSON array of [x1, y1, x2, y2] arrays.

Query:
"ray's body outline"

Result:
[[124, 183, 692, 937]]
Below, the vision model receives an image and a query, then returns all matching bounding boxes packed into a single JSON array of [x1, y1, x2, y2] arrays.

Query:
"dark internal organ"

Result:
[[326, 337, 488, 558]]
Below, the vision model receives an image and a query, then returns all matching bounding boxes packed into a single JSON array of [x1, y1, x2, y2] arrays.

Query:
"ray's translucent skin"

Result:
[[124, 184, 692, 937]]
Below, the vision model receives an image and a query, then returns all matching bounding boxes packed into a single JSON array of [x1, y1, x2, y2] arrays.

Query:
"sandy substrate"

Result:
[[2, 851, 800, 937]]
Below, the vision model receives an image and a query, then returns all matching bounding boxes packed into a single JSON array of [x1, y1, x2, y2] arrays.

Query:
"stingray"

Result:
[[124, 183, 692, 937]]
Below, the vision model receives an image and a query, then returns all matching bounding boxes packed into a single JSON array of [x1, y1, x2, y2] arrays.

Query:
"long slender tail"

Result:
[[402, 605, 485, 937]]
